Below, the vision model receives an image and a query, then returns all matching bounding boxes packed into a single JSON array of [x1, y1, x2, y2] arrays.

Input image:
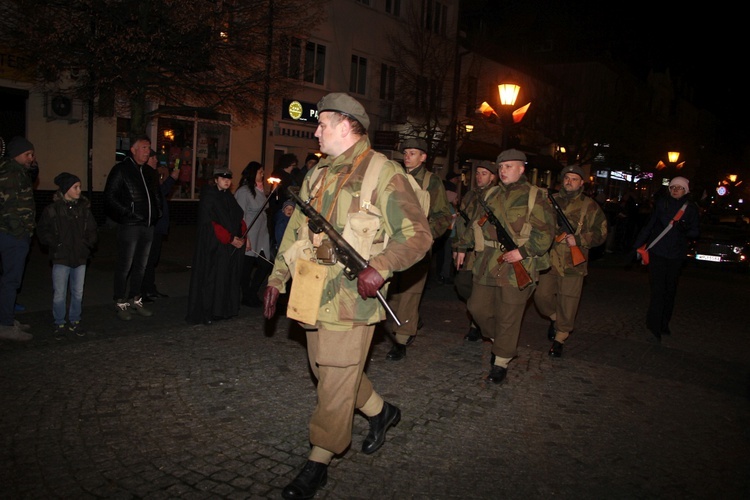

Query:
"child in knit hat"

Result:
[[36, 172, 98, 340]]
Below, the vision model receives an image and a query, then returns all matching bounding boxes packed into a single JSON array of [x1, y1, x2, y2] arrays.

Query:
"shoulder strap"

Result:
[[359, 151, 387, 214], [421, 169, 432, 190]]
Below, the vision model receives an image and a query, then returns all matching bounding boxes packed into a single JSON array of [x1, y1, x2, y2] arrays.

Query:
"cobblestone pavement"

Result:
[[1, 226, 748, 499]]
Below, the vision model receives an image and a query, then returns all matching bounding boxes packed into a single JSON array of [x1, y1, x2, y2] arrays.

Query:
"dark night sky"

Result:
[[471, 1, 747, 142]]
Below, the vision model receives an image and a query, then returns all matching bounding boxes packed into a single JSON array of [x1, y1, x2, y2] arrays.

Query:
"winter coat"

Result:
[[103, 157, 162, 226], [633, 193, 700, 260], [36, 192, 98, 267]]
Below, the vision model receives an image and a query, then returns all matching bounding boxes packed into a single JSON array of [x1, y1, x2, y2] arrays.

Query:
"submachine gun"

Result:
[[546, 193, 586, 266], [477, 197, 533, 290], [286, 186, 404, 326]]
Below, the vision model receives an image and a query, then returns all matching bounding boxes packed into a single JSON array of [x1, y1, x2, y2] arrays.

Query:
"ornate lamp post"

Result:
[[498, 83, 520, 149]]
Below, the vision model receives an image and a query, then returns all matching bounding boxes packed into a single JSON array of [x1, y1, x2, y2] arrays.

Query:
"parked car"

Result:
[[687, 219, 750, 272]]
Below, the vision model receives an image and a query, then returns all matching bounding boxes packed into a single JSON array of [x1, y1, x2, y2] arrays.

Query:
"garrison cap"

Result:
[[400, 138, 428, 153], [496, 148, 527, 164], [476, 160, 498, 175], [213, 166, 233, 179], [317, 92, 370, 131], [560, 164, 585, 180]]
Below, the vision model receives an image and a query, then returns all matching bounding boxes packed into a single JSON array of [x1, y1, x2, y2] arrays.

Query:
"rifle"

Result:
[[476, 196, 533, 290], [547, 193, 586, 266], [458, 207, 471, 225], [286, 186, 404, 327]]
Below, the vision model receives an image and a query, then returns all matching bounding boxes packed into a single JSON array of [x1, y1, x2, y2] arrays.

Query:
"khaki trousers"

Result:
[[306, 324, 375, 454], [534, 272, 583, 335], [388, 253, 430, 340], [467, 282, 534, 359]]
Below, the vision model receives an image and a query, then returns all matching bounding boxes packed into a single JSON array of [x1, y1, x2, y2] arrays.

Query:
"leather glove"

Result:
[[357, 266, 385, 299], [263, 286, 280, 319]]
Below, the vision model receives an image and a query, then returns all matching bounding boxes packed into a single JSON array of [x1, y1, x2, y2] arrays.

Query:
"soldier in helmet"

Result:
[[385, 137, 452, 361], [452, 160, 499, 342], [454, 149, 556, 384], [534, 164, 608, 357], [263, 92, 431, 499]]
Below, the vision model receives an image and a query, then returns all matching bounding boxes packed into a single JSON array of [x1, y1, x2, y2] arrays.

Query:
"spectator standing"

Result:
[[452, 161, 498, 342], [142, 149, 179, 302], [268, 153, 299, 249], [103, 135, 162, 320], [0, 136, 36, 341], [632, 176, 700, 342], [186, 167, 246, 325], [274, 199, 295, 254], [454, 149, 556, 384], [36, 173, 98, 340], [533, 165, 608, 357], [263, 93, 431, 499], [293, 152, 320, 185], [385, 137, 452, 361], [235, 161, 272, 307]]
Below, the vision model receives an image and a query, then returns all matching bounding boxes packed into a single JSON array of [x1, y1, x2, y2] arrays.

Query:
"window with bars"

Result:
[[350, 55, 367, 95], [380, 63, 396, 101], [386, 0, 401, 16], [280, 36, 326, 86], [422, 0, 448, 35]]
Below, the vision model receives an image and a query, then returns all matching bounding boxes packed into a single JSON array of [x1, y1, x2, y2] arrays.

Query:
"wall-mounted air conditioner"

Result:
[[45, 94, 84, 122]]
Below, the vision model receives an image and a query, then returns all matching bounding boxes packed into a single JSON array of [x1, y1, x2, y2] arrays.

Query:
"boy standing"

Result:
[[37, 172, 98, 339]]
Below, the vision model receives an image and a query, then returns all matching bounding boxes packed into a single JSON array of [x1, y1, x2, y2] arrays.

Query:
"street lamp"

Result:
[[668, 151, 680, 163], [498, 83, 520, 149]]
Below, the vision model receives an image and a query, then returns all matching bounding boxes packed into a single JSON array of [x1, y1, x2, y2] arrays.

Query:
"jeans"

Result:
[[0, 231, 31, 326], [52, 264, 86, 325], [142, 232, 164, 294], [114, 225, 154, 301]]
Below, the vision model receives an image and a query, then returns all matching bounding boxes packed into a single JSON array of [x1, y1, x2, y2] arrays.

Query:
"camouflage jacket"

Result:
[[456, 175, 556, 287], [0, 157, 36, 238], [452, 186, 489, 268], [267, 137, 432, 330], [408, 164, 452, 240], [548, 188, 608, 277]]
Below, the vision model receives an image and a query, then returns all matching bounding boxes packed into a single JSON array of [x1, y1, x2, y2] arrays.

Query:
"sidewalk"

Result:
[[1, 229, 749, 498]]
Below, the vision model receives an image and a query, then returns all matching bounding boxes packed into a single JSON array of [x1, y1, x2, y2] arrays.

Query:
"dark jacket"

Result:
[[156, 175, 177, 235], [633, 194, 700, 260], [103, 157, 162, 226], [36, 192, 98, 267]]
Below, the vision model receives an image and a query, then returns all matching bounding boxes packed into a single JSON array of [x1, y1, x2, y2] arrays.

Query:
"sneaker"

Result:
[[68, 321, 86, 337], [53, 323, 68, 341], [130, 296, 153, 317], [14, 319, 31, 331], [0, 324, 33, 342], [115, 300, 132, 321]]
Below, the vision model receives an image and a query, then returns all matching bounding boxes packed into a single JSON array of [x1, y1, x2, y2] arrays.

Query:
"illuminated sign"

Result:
[[282, 99, 318, 123]]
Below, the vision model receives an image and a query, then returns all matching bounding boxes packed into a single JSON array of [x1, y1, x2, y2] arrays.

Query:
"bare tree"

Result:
[[386, 2, 456, 169], [0, 0, 326, 135]]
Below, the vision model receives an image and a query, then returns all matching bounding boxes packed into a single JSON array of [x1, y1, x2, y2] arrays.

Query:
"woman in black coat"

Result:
[[186, 168, 247, 325], [632, 176, 700, 341]]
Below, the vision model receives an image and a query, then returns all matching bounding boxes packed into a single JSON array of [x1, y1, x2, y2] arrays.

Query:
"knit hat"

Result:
[[282, 199, 296, 211], [400, 138, 428, 153], [54, 172, 81, 194], [6, 136, 34, 159], [669, 176, 690, 194], [317, 92, 370, 130], [497, 149, 527, 164], [560, 164, 585, 180]]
